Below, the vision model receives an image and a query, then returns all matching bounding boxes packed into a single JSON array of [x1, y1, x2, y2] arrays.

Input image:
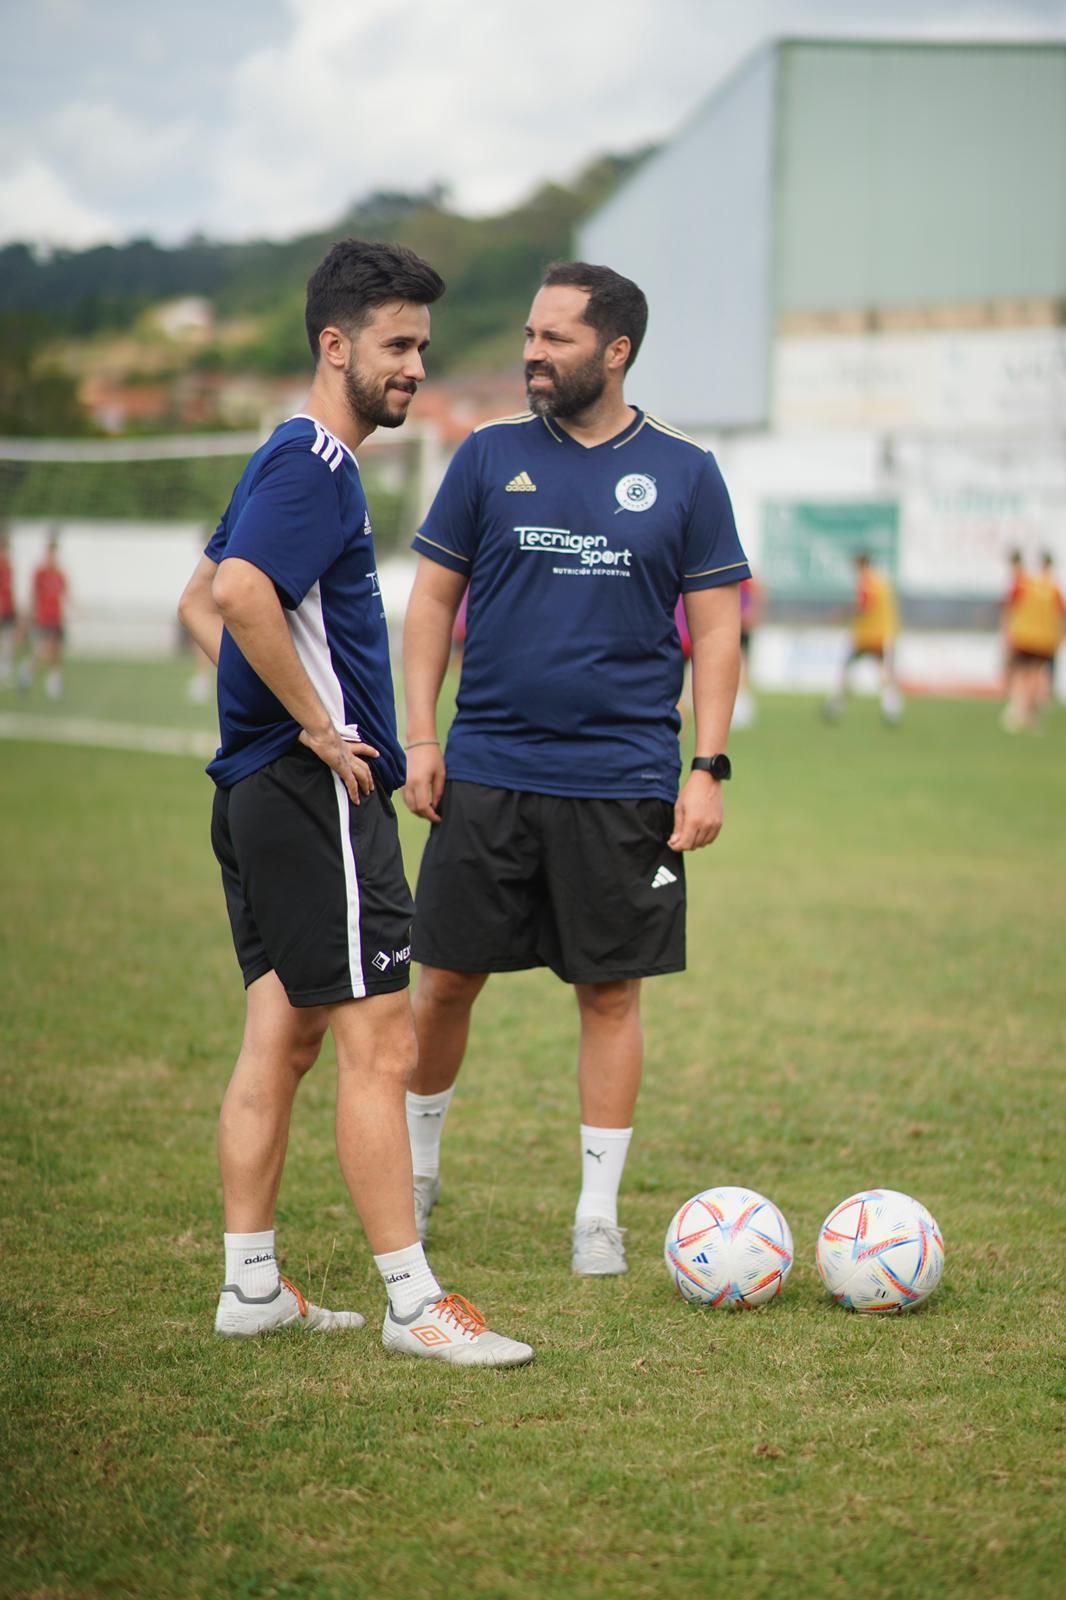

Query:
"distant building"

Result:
[[578, 39, 1066, 694], [150, 297, 214, 342]]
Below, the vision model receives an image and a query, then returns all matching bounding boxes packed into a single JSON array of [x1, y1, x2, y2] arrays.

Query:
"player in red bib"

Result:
[[24, 532, 68, 699]]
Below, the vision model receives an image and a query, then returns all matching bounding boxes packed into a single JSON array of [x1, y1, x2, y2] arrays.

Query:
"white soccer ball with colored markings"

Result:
[[664, 1185, 794, 1308], [816, 1189, 944, 1313]]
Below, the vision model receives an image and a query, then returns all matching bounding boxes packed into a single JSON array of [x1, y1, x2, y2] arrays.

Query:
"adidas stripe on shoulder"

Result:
[[309, 421, 346, 473]]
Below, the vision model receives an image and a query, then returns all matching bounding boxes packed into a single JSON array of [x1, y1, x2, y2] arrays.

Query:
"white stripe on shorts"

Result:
[[284, 581, 365, 999], [331, 771, 366, 999]]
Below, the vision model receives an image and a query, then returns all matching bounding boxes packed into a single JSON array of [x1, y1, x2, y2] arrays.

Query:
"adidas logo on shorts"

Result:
[[651, 865, 678, 889]]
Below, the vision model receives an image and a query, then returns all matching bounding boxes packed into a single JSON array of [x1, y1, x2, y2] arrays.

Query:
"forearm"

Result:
[[177, 557, 223, 666], [214, 562, 332, 738], [691, 636, 739, 753], [687, 588, 741, 754], [403, 591, 457, 742]]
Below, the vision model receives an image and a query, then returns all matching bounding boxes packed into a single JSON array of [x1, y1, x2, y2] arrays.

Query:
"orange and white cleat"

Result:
[[382, 1292, 533, 1367], [214, 1274, 366, 1337]]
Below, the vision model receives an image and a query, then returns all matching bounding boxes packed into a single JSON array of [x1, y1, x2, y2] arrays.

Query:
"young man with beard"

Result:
[[177, 239, 532, 1366], [402, 261, 749, 1274]]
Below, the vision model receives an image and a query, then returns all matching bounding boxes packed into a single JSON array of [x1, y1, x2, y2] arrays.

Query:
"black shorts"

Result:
[[1012, 649, 1054, 666], [211, 745, 414, 1006], [412, 781, 685, 985]]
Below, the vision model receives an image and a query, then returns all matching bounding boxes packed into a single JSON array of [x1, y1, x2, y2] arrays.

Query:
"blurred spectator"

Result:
[[20, 529, 68, 699], [823, 551, 902, 724], [733, 574, 764, 729], [0, 526, 17, 688], [1002, 549, 1064, 732]]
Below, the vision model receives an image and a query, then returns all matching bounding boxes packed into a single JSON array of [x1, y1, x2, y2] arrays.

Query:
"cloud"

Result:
[[0, 157, 116, 249], [2, 0, 1066, 247]]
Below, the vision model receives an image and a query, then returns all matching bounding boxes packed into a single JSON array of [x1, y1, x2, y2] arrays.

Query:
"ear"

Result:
[[605, 334, 630, 374], [317, 325, 349, 370]]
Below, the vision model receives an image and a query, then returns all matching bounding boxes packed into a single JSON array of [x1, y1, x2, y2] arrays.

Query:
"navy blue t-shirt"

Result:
[[205, 415, 404, 792], [412, 409, 749, 801]]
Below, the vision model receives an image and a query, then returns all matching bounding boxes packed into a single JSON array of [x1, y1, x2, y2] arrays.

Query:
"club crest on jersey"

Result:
[[615, 473, 657, 513]]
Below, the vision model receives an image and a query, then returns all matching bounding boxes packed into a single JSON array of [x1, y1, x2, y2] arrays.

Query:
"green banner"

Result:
[[761, 501, 899, 599]]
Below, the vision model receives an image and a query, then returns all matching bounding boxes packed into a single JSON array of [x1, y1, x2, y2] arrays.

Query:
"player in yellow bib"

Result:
[[1002, 551, 1064, 731], [824, 552, 903, 723]]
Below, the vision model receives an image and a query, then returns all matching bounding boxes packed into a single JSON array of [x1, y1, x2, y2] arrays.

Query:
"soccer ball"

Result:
[[815, 1189, 944, 1313], [664, 1185, 794, 1308]]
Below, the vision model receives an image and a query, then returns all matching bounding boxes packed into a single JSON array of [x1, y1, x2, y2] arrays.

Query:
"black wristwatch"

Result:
[[691, 753, 732, 781]]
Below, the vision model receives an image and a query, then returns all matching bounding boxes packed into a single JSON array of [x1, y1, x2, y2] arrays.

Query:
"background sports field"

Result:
[[2, 666, 1064, 1600]]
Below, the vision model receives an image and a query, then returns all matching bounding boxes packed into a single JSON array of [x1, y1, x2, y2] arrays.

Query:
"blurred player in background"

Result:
[[1001, 549, 1064, 731], [1000, 547, 1028, 729], [402, 261, 748, 1277], [0, 526, 17, 687], [732, 573, 764, 729], [177, 238, 531, 1367], [823, 551, 902, 724], [20, 530, 68, 699]]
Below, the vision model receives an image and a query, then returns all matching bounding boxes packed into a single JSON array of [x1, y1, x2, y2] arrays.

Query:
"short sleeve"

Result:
[[412, 434, 482, 574], [680, 451, 750, 592], [223, 447, 344, 607], [204, 511, 229, 564]]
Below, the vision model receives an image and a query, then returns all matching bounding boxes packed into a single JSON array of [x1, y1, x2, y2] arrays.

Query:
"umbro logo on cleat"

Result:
[[651, 865, 678, 889], [505, 471, 537, 492]]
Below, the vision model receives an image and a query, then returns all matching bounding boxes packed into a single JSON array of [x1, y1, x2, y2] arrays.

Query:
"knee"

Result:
[[416, 965, 486, 1013], [577, 980, 641, 1025], [291, 1020, 328, 1078]]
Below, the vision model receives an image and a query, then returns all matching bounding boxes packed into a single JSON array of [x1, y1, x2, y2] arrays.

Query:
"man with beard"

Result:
[[401, 261, 749, 1275], [176, 240, 532, 1366]]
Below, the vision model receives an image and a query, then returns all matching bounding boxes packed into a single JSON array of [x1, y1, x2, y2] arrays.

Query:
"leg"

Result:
[[218, 969, 327, 1231], [328, 985, 532, 1368], [411, 964, 489, 1095], [328, 987, 420, 1255], [407, 965, 488, 1236], [215, 972, 366, 1336], [575, 978, 644, 1128], [571, 980, 643, 1274]]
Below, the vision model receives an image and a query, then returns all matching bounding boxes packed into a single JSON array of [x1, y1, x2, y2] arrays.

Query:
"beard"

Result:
[[344, 364, 415, 431], [525, 350, 606, 420]]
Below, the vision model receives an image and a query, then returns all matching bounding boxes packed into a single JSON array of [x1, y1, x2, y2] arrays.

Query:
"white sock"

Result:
[[223, 1230, 280, 1298], [374, 1242, 443, 1318], [575, 1125, 633, 1227], [406, 1087, 454, 1178]]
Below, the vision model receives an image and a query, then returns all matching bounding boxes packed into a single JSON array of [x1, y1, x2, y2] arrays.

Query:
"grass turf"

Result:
[[1, 667, 1064, 1599]]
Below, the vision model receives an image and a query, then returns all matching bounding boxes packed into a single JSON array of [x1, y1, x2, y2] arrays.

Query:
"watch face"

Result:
[[711, 754, 732, 781]]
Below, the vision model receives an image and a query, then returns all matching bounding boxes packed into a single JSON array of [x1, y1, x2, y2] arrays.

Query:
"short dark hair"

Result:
[[305, 239, 445, 360], [541, 260, 648, 371]]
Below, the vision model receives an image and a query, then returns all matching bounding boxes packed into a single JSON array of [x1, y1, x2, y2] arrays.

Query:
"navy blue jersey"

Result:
[[412, 408, 749, 801], [205, 415, 404, 792]]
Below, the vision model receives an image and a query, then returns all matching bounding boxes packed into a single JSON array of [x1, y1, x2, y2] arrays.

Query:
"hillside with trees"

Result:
[[0, 151, 651, 436]]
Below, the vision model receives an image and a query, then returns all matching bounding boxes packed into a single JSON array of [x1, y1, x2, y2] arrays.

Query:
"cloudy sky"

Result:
[[3, 0, 1065, 250]]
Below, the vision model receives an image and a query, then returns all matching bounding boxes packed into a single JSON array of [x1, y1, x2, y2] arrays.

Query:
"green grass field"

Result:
[[2, 664, 1064, 1600]]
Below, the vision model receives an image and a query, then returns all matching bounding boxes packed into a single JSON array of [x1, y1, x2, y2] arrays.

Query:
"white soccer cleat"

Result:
[[214, 1275, 366, 1337], [413, 1173, 440, 1241], [382, 1292, 534, 1367], [572, 1218, 628, 1276]]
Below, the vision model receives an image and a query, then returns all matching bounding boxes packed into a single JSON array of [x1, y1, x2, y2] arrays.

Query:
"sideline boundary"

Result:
[[0, 713, 216, 759]]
